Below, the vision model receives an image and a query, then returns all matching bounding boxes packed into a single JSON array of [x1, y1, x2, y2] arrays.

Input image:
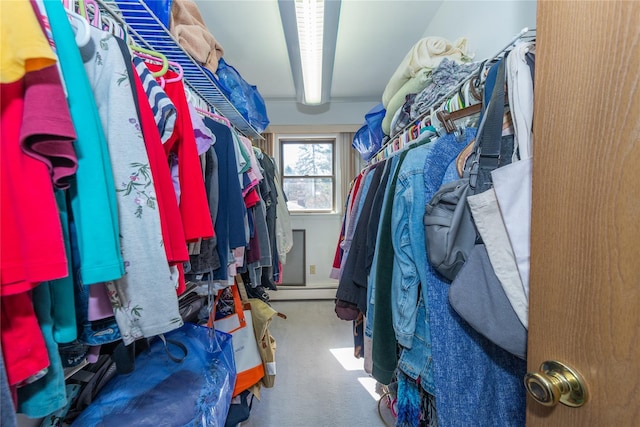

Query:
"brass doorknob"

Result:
[[524, 360, 588, 408]]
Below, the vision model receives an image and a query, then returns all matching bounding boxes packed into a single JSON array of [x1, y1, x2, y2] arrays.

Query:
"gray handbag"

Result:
[[424, 59, 511, 281], [448, 245, 527, 359], [423, 178, 476, 281]]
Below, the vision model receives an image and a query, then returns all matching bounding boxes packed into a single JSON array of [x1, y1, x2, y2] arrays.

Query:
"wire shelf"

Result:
[[100, 0, 264, 140]]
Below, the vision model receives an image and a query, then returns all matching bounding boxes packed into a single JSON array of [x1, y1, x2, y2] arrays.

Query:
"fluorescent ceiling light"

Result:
[[279, 0, 339, 106], [295, 0, 324, 105]]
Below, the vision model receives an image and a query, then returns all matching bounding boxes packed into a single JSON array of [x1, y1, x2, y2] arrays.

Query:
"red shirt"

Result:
[[147, 65, 214, 242], [0, 66, 72, 386], [1, 293, 49, 386], [1, 69, 70, 296], [244, 188, 260, 209]]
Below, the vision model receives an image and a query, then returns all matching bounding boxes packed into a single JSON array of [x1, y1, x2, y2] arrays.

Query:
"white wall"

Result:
[[287, 213, 342, 287], [266, 99, 377, 127], [423, 0, 537, 62]]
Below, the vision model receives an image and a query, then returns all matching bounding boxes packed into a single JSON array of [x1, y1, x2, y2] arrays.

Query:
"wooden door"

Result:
[[527, 0, 640, 425]]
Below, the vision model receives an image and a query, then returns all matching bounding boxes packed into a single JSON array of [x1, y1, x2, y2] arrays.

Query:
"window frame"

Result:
[[279, 138, 336, 213]]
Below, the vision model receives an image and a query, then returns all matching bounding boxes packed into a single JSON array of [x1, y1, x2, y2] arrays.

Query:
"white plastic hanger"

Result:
[[66, 9, 91, 47]]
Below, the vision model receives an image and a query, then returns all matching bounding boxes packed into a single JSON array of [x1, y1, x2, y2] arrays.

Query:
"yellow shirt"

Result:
[[0, 0, 57, 83]]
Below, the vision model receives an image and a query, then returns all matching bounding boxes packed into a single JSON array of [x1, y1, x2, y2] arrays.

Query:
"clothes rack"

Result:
[[370, 27, 535, 164], [94, 0, 264, 140]]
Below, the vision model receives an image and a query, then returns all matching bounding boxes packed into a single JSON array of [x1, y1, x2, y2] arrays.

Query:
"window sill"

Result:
[[289, 211, 342, 217]]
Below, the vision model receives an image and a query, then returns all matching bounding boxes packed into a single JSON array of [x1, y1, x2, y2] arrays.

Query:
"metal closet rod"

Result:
[[93, 0, 262, 141], [370, 27, 536, 163]]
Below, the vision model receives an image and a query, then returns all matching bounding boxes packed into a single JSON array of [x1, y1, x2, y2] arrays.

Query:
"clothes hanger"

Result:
[[437, 103, 482, 134], [185, 88, 194, 104], [63, 1, 91, 48], [131, 49, 182, 82], [137, 53, 183, 82], [67, 11, 91, 47], [409, 124, 420, 142], [129, 45, 169, 77], [82, 0, 101, 27], [437, 91, 508, 135], [76, 0, 87, 19], [195, 107, 231, 127], [165, 60, 183, 83], [101, 14, 126, 39]]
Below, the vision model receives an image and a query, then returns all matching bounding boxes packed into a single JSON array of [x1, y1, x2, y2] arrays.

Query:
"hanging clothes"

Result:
[[203, 117, 248, 284], [397, 131, 475, 401], [44, 0, 125, 286], [80, 26, 181, 344], [272, 159, 293, 269], [423, 138, 526, 426], [131, 57, 189, 266], [331, 172, 366, 280], [0, 38, 74, 296], [0, 0, 82, 391], [188, 146, 222, 275], [255, 152, 280, 288], [146, 63, 214, 243], [17, 282, 67, 418], [336, 162, 385, 314], [363, 158, 396, 340], [133, 58, 177, 144]]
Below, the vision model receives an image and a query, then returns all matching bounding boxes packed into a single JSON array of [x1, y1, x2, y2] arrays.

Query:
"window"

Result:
[[280, 139, 335, 212]]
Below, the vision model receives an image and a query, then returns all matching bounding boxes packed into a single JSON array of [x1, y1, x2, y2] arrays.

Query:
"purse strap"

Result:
[[157, 334, 188, 363], [466, 58, 508, 194], [235, 274, 250, 304]]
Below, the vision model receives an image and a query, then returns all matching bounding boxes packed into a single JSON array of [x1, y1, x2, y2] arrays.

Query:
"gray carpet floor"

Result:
[[241, 300, 390, 427]]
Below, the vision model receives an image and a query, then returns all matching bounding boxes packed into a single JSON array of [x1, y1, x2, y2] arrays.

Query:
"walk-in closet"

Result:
[[2, 1, 638, 426]]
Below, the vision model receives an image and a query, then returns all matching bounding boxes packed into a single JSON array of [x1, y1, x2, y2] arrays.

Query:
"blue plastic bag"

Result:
[[72, 323, 236, 427], [365, 103, 385, 149], [352, 103, 386, 161], [141, 0, 173, 29], [214, 58, 270, 133]]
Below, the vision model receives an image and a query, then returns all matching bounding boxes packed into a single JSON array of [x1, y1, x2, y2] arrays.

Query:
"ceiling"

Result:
[[195, 0, 445, 109], [192, 1, 538, 128]]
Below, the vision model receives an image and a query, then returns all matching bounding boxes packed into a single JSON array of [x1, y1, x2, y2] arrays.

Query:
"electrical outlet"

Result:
[[310, 265, 316, 274]]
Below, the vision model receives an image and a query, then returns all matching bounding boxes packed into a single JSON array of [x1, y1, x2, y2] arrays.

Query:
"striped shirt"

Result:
[[133, 56, 176, 143]]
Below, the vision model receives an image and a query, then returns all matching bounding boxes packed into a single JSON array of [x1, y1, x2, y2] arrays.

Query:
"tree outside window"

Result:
[[281, 140, 335, 212]]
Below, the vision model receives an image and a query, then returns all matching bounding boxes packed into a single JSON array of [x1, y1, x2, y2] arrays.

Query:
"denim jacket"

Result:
[[391, 141, 434, 348]]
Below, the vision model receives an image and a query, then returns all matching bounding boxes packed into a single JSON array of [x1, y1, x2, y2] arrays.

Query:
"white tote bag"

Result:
[[210, 282, 264, 396]]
